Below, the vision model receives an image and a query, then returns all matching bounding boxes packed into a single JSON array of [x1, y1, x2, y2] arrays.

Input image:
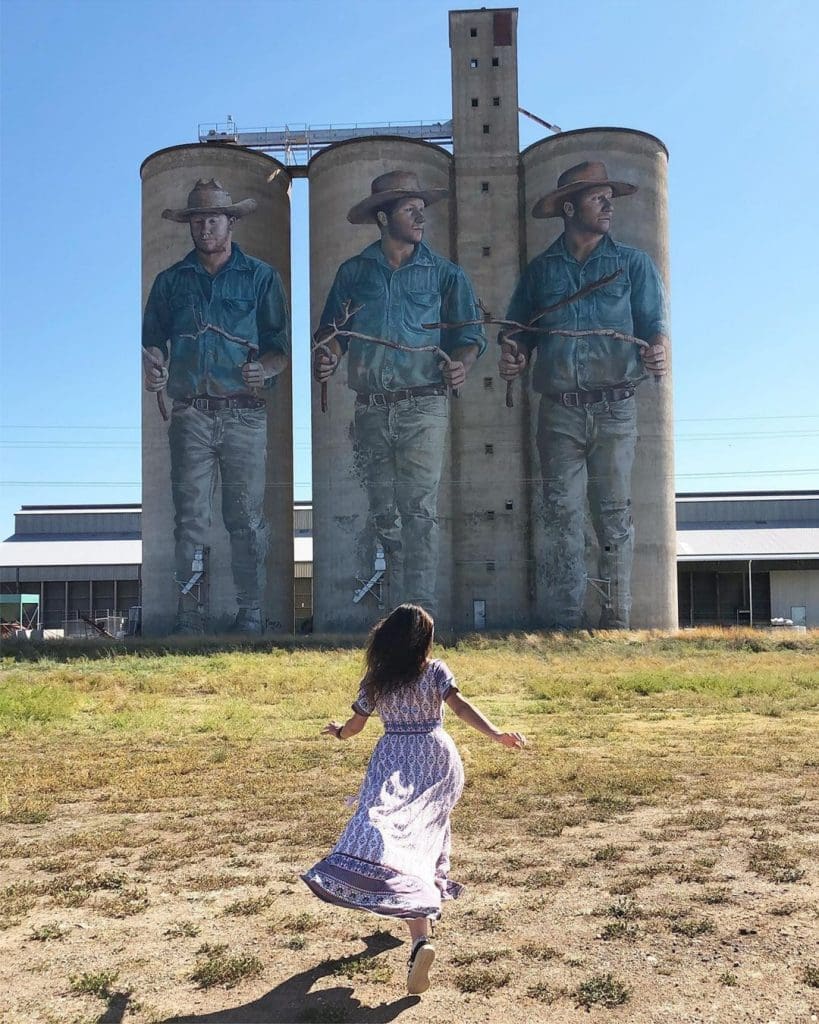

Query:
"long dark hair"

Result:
[[365, 604, 434, 703]]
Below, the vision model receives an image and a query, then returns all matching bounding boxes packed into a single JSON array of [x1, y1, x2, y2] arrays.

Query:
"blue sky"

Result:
[[1, 0, 818, 536]]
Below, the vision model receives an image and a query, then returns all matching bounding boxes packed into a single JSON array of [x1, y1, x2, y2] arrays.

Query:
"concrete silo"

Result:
[[520, 128, 676, 629], [140, 143, 293, 635], [308, 138, 455, 632]]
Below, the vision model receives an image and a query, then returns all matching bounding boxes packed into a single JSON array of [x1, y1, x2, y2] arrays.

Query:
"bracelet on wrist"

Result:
[[335, 725, 343, 739]]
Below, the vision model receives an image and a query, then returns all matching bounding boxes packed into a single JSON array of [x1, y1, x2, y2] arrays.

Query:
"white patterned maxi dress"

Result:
[[302, 659, 465, 920]]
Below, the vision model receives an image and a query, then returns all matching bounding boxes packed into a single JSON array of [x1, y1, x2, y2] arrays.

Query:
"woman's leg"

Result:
[[406, 917, 435, 994], [407, 917, 429, 947]]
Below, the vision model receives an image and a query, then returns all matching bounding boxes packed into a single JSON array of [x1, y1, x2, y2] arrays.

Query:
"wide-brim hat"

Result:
[[162, 178, 257, 222], [347, 170, 448, 224], [532, 160, 637, 219]]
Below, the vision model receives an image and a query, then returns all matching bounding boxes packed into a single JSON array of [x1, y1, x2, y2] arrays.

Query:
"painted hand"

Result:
[[242, 360, 266, 387], [142, 347, 168, 392], [498, 344, 527, 381], [641, 342, 667, 376], [440, 359, 466, 389], [314, 350, 339, 383]]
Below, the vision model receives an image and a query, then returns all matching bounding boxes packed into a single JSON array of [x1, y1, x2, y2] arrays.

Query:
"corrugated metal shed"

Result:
[[677, 526, 819, 561]]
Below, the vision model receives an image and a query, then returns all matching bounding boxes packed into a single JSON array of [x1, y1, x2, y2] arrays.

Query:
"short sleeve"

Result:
[[352, 679, 374, 716], [434, 659, 459, 699]]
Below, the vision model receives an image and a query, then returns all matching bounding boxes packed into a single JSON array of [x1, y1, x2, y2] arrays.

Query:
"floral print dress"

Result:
[[302, 659, 465, 919]]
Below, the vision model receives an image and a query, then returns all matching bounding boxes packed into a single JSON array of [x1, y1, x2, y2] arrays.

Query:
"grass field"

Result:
[[1, 629, 818, 1023]]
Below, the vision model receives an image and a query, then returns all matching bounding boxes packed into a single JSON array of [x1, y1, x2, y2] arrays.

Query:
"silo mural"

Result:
[[309, 139, 485, 631], [140, 145, 293, 636], [515, 129, 676, 630]]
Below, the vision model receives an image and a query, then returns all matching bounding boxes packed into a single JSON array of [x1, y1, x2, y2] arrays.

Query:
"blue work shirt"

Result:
[[142, 244, 290, 400], [505, 233, 669, 394], [319, 240, 485, 395]]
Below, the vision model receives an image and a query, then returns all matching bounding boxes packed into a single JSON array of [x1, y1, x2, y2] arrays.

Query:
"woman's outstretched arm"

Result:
[[445, 691, 526, 749], [322, 711, 369, 740]]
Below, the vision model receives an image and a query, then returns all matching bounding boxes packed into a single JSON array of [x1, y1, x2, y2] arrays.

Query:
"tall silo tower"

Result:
[[520, 128, 676, 629], [141, 144, 293, 635], [309, 138, 454, 632], [448, 8, 532, 631]]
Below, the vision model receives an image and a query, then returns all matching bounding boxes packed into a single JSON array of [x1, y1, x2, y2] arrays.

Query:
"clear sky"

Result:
[[1, 0, 818, 537]]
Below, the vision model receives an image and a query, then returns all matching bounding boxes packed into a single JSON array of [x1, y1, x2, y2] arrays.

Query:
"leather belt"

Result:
[[182, 395, 266, 412], [553, 385, 635, 408], [355, 384, 447, 408]]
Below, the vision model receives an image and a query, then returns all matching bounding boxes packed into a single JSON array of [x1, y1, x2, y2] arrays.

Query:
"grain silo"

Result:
[[520, 128, 676, 629], [308, 138, 455, 631], [140, 143, 293, 635]]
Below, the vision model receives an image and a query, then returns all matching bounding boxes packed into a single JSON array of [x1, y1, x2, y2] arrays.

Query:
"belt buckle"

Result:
[[561, 391, 580, 408], [371, 393, 387, 408]]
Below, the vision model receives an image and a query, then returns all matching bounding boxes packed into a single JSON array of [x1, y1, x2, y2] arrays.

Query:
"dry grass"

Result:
[[0, 629, 817, 1022]]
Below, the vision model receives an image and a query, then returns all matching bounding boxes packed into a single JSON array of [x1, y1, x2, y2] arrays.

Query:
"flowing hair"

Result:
[[364, 604, 434, 704]]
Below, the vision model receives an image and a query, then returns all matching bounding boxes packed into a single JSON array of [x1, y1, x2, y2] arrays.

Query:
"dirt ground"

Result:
[[3, 781, 818, 1024]]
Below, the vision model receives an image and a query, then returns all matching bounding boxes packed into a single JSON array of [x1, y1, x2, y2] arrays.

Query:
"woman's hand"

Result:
[[321, 721, 343, 738], [497, 731, 526, 749]]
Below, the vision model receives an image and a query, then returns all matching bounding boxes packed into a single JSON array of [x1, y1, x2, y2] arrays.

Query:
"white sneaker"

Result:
[[407, 940, 435, 995]]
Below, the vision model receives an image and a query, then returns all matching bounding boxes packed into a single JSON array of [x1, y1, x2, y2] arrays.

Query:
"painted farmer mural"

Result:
[[313, 170, 485, 614], [142, 179, 290, 635], [499, 161, 668, 629]]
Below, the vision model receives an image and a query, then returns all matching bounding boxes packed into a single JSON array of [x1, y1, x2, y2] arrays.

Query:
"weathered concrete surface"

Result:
[[521, 128, 677, 629], [448, 7, 533, 631], [140, 144, 293, 635], [308, 138, 454, 631]]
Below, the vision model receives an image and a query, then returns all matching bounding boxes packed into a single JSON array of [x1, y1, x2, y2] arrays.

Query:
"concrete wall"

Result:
[[521, 128, 677, 629], [308, 138, 454, 631], [448, 7, 532, 631], [140, 144, 293, 635], [770, 569, 819, 626]]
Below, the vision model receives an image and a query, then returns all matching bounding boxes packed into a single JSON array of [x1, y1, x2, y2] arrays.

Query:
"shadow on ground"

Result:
[[163, 931, 420, 1024]]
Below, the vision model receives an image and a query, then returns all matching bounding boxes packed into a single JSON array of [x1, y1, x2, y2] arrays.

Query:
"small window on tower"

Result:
[[492, 56, 500, 67], [481, 181, 490, 193], [470, 58, 479, 68], [470, 27, 477, 37], [471, 97, 479, 108], [486, 510, 495, 521], [493, 96, 500, 106], [485, 443, 494, 455], [482, 246, 491, 257], [486, 561, 496, 572], [482, 124, 490, 134], [483, 376, 494, 388]]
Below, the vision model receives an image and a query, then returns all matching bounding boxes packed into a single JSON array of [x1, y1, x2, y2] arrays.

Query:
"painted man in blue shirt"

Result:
[[500, 161, 668, 629], [142, 180, 290, 634], [314, 170, 485, 613]]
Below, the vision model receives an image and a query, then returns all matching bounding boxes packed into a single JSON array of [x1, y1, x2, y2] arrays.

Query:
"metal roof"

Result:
[[677, 526, 819, 562], [1, 537, 313, 568], [0, 539, 143, 568]]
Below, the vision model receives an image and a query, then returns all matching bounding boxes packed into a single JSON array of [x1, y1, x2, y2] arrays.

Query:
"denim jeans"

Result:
[[168, 403, 268, 609], [353, 394, 449, 613], [536, 395, 637, 629]]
